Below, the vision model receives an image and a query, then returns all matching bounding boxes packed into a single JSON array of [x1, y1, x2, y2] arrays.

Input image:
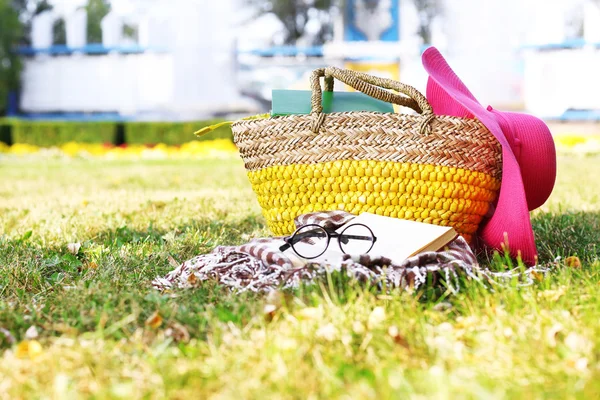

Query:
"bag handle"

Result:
[[310, 67, 435, 134]]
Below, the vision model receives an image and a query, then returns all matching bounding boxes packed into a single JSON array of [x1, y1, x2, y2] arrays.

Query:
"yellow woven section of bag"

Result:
[[248, 159, 501, 244]]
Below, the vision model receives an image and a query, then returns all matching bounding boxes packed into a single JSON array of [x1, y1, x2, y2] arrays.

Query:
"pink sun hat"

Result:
[[421, 47, 557, 265]]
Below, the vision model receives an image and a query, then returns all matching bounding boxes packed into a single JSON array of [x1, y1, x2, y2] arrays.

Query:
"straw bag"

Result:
[[230, 67, 502, 243]]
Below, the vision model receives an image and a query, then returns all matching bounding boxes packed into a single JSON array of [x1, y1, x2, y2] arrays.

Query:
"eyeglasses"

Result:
[[279, 223, 377, 259]]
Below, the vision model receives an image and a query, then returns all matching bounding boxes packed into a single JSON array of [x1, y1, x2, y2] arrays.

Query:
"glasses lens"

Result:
[[339, 224, 375, 255], [290, 225, 329, 259]]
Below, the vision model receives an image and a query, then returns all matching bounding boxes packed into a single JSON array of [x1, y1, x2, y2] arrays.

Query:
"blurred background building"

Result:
[[3, 0, 600, 122]]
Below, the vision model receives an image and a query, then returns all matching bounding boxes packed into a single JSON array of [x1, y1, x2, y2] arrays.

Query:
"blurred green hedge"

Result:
[[10, 120, 117, 146], [0, 120, 11, 145], [124, 120, 232, 145], [0, 119, 231, 146]]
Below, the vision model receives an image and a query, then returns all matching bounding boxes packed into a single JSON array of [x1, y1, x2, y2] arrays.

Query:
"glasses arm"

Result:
[[331, 232, 377, 244], [279, 242, 292, 252], [338, 234, 373, 241]]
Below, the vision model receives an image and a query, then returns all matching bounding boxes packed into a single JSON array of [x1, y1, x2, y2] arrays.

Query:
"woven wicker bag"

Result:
[[231, 67, 502, 243]]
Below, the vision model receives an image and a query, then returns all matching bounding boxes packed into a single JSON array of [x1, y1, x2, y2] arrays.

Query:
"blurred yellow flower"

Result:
[[9, 143, 40, 155], [554, 135, 600, 154], [2, 140, 238, 158], [15, 340, 43, 359], [554, 135, 587, 147], [6, 134, 598, 159]]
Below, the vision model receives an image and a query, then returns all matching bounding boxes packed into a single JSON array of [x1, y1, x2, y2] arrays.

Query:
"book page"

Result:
[[340, 213, 455, 262], [283, 213, 455, 265], [288, 238, 345, 265]]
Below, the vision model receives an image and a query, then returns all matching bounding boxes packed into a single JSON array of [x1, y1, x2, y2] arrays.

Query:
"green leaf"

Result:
[[20, 230, 32, 242]]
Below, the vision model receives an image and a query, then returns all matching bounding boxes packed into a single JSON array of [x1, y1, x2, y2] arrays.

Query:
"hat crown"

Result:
[[489, 109, 556, 211]]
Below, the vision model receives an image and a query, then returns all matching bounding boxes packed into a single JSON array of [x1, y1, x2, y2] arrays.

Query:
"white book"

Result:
[[285, 212, 458, 265]]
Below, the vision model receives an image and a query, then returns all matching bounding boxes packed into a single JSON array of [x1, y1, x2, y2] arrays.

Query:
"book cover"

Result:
[[271, 90, 394, 116]]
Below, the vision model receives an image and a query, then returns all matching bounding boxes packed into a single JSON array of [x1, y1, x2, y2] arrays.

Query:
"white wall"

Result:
[[523, 48, 600, 116], [323, 0, 535, 109], [22, 0, 254, 116], [394, 0, 593, 111], [20, 53, 174, 114], [167, 0, 241, 114], [428, 0, 529, 108], [28, 0, 593, 116]]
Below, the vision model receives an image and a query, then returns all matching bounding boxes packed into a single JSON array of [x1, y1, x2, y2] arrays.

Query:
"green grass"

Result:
[[0, 154, 599, 399]]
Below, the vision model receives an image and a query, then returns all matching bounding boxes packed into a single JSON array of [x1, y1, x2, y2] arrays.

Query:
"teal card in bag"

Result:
[[271, 90, 394, 116]]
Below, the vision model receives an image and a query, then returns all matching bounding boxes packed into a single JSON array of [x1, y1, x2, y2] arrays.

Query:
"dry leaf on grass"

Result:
[[187, 274, 198, 285], [263, 304, 278, 319], [565, 256, 582, 268], [145, 311, 163, 329], [98, 312, 109, 330], [388, 325, 410, 348], [86, 262, 98, 270], [266, 290, 284, 308], [165, 323, 190, 343], [264, 290, 285, 321], [51, 323, 78, 335], [432, 302, 453, 312], [531, 270, 544, 282], [167, 255, 180, 268]]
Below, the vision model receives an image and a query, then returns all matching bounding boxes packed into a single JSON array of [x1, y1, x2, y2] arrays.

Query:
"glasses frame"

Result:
[[279, 223, 377, 260]]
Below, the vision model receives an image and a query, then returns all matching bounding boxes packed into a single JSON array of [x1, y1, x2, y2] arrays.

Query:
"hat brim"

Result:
[[422, 47, 537, 265]]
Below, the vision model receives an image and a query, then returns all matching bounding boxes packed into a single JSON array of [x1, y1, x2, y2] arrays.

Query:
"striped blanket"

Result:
[[152, 211, 545, 293]]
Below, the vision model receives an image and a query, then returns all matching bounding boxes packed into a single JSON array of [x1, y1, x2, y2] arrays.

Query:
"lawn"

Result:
[[0, 152, 599, 399]]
